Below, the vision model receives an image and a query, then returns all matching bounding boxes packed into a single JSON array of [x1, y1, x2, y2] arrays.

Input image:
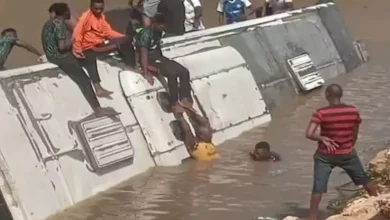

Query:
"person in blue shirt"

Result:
[[217, 0, 252, 25]]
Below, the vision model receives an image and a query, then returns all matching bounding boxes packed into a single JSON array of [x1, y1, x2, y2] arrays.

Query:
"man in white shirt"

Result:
[[184, 0, 205, 32], [217, 0, 252, 25], [265, 0, 293, 15]]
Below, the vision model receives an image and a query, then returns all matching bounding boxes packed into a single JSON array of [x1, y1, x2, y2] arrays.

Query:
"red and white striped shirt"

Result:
[[311, 104, 361, 155]]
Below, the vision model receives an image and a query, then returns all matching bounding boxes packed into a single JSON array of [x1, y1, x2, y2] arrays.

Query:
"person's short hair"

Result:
[[153, 13, 165, 24], [325, 83, 343, 99], [91, 0, 104, 5], [1, 28, 16, 36], [255, 141, 270, 151], [48, 3, 58, 13], [49, 3, 70, 16]]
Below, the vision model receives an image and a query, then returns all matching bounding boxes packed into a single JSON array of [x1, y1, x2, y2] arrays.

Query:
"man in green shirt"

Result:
[[41, 3, 117, 117], [0, 28, 43, 70], [138, 13, 194, 113]]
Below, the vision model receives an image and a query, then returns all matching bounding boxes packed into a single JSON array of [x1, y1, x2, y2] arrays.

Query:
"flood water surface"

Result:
[[2, 0, 389, 219]]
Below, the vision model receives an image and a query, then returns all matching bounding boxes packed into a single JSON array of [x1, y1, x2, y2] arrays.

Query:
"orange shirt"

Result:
[[72, 10, 124, 52]]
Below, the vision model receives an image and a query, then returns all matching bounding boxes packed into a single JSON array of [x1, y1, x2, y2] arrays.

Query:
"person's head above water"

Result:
[[1, 28, 17, 39], [48, 3, 71, 20], [325, 83, 343, 104], [250, 141, 280, 161], [90, 0, 105, 17], [255, 141, 270, 154]]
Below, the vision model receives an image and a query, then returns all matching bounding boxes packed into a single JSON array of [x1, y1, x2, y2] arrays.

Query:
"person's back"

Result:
[[41, 19, 70, 62], [305, 84, 378, 220], [312, 104, 361, 155], [158, 0, 185, 36]]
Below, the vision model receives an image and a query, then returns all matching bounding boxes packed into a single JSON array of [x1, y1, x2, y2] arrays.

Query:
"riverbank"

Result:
[[325, 150, 390, 220], [284, 149, 390, 220]]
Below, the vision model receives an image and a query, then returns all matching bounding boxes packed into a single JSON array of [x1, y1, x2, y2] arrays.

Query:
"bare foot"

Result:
[[95, 88, 113, 98], [94, 83, 113, 98], [179, 98, 196, 113], [94, 107, 118, 117], [172, 102, 185, 114]]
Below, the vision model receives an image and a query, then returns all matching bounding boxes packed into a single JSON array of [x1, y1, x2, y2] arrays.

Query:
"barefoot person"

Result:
[[176, 107, 219, 161], [138, 13, 194, 112], [42, 3, 117, 117], [72, 0, 136, 97], [0, 28, 43, 70], [305, 84, 378, 220]]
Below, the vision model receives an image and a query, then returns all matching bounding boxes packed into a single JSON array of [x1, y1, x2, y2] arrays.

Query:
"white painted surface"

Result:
[[0, 47, 270, 219], [120, 47, 270, 166], [0, 3, 341, 219]]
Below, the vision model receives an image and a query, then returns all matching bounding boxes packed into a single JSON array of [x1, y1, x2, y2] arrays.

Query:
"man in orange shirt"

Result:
[[72, 0, 136, 97]]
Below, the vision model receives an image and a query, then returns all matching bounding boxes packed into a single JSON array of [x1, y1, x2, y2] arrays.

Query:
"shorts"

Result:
[[143, 0, 161, 17], [312, 150, 371, 194]]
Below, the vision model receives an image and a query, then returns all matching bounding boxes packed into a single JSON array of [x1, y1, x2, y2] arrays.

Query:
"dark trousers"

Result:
[[77, 36, 136, 83], [312, 150, 371, 194], [50, 54, 101, 110], [149, 54, 191, 103]]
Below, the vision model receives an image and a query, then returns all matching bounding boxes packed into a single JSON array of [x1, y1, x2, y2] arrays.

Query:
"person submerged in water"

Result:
[[249, 141, 280, 161], [176, 106, 219, 161]]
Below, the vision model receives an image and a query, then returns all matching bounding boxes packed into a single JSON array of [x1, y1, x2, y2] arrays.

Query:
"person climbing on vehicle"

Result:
[[137, 13, 195, 113], [174, 105, 219, 161]]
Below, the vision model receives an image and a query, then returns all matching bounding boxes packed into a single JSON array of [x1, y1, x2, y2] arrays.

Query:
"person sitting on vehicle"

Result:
[[137, 13, 194, 112], [249, 141, 280, 161], [176, 106, 219, 161], [72, 0, 136, 97], [42, 2, 117, 117]]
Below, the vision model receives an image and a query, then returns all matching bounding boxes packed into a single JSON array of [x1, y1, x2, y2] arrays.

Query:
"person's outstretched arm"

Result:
[[14, 40, 42, 57]]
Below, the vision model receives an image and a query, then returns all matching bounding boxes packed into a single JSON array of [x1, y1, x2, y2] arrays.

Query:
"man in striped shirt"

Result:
[[305, 84, 378, 220]]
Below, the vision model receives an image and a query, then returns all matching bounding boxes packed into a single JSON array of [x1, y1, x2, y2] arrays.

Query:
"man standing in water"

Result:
[[42, 3, 117, 117], [305, 84, 378, 220], [0, 28, 43, 70]]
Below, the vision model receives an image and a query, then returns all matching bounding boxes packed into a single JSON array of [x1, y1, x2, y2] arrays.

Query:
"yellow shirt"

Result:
[[191, 142, 219, 161]]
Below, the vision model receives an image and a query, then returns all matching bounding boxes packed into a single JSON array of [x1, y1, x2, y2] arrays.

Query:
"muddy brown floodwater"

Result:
[[1, 0, 389, 219]]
